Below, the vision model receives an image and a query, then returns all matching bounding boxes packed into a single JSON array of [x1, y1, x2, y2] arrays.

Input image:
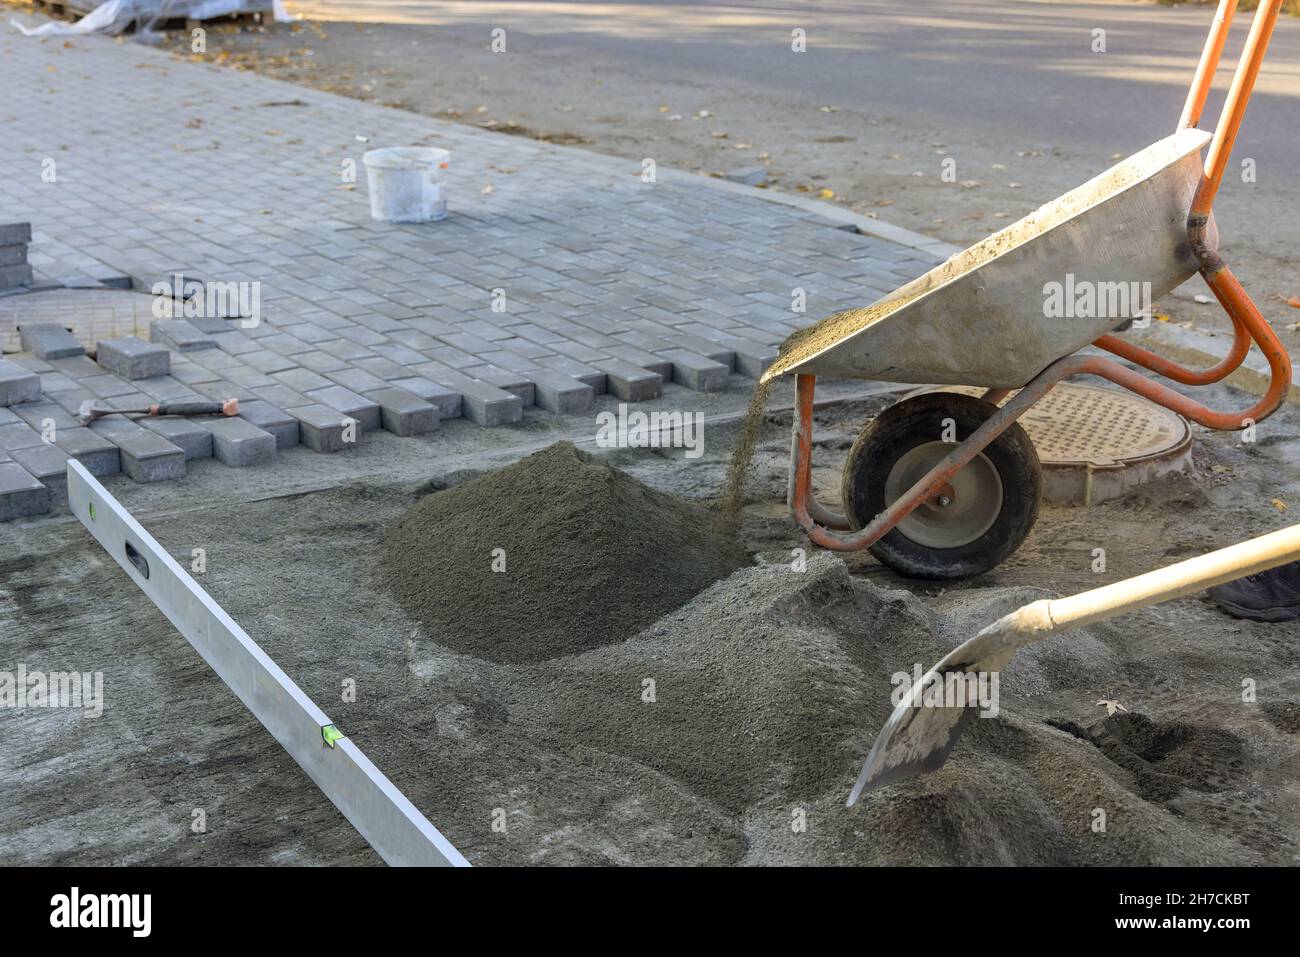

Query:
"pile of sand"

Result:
[[382, 442, 749, 663]]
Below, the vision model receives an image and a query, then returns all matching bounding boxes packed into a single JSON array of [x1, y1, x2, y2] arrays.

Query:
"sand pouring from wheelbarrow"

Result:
[[762, 0, 1292, 580]]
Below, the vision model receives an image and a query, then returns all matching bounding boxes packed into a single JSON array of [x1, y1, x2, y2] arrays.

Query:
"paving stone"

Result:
[[659, 350, 731, 392], [237, 399, 300, 448], [95, 336, 171, 379], [89, 418, 186, 483], [201, 417, 276, 467], [0, 263, 33, 289], [463, 365, 535, 407], [0, 359, 41, 406], [524, 369, 594, 415], [9, 444, 70, 504], [0, 423, 45, 451], [388, 377, 463, 419], [423, 369, 522, 427], [141, 417, 214, 461], [81, 374, 141, 399], [53, 426, 121, 477], [589, 358, 663, 402], [533, 354, 607, 394], [0, 222, 32, 245], [11, 401, 78, 432], [287, 404, 357, 453], [149, 319, 217, 352], [602, 345, 675, 381], [274, 367, 334, 393], [304, 385, 381, 432], [46, 355, 101, 377], [327, 367, 389, 395], [726, 167, 768, 186], [365, 387, 439, 437], [0, 462, 49, 521], [19, 323, 85, 360], [0, 246, 27, 268]]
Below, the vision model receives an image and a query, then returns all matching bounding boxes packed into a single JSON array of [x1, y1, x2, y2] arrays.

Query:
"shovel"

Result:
[[78, 398, 239, 426], [849, 522, 1300, 805]]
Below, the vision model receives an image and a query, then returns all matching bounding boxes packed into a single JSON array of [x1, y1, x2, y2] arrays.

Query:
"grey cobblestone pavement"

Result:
[[0, 23, 942, 519]]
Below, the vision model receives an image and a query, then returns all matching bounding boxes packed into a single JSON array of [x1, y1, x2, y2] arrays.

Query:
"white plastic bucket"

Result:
[[363, 147, 450, 223]]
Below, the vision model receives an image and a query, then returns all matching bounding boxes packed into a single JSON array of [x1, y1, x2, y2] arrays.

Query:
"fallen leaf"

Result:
[[1272, 499, 1288, 512], [1098, 699, 1128, 717], [817, 188, 835, 199]]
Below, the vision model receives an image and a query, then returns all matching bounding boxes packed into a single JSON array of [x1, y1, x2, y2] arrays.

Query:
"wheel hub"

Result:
[[883, 442, 1004, 549]]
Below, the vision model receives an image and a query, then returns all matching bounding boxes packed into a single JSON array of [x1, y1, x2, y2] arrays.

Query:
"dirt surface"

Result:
[[3, 381, 1299, 865], [382, 442, 748, 663]]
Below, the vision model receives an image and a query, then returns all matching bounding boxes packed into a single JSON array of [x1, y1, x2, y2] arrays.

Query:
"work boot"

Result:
[[1208, 560, 1300, 622]]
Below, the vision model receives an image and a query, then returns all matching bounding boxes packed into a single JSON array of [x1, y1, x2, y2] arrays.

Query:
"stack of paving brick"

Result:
[[0, 223, 33, 292]]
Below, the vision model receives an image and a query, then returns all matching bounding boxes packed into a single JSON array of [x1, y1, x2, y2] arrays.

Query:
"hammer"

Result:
[[78, 398, 240, 426]]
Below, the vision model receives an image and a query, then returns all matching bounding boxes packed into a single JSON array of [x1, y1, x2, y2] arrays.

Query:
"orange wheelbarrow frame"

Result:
[[787, 0, 1292, 554]]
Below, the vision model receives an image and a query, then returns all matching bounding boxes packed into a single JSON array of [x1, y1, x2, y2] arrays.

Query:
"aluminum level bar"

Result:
[[67, 461, 468, 867]]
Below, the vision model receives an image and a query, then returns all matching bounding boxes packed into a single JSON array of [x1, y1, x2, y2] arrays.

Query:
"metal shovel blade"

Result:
[[847, 609, 1041, 806]]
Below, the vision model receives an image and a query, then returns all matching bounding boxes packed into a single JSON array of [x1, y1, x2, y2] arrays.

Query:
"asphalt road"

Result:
[[288, 0, 1300, 185]]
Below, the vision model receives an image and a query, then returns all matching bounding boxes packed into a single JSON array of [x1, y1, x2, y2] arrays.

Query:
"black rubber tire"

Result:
[[841, 392, 1041, 580]]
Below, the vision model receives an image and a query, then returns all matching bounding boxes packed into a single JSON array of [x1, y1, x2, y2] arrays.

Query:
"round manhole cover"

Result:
[[909, 382, 1191, 505]]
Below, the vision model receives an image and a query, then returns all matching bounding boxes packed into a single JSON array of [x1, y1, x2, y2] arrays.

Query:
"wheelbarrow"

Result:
[[762, 0, 1292, 579]]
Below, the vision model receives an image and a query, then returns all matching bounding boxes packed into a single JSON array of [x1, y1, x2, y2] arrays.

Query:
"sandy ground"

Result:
[[2, 379, 1298, 865], [2, 1, 1299, 866]]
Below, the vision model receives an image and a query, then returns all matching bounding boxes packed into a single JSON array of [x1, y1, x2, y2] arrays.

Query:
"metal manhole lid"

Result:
[[912, 382, 1190, 468]]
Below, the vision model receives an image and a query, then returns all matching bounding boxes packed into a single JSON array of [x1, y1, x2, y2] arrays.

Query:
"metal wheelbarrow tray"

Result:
[[764, 0, 1293, 580]]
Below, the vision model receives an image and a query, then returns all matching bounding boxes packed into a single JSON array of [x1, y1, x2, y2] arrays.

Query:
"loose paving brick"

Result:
[[19, 323, 84, 360], [0, 462, 49, 521], [141, 417, 214, 461], [366, 387, 439, 437], [149, 319, 217, 352], [95, 336, 170, 379], [523, 369, 595, 415], [9, 443, 71, 504], [658, 350, 732, 392], [237, 399, 300, 448], [305, 385, 381, 432], [388, 377, 463, 419], [201, 417, 277, 467], [589, 358, 663, 402], [0, 359, 41, 407], [424, 369, 522, 427], [0, 422, 46, 452], [53, 426, 121, 477], [89, 418, 186, 483], [0, 222, 32, 246], [288, 404, 356, 453]]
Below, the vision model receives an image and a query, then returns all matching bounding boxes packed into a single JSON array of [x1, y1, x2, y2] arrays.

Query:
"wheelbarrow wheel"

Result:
[[841, 392, 1041, 579]]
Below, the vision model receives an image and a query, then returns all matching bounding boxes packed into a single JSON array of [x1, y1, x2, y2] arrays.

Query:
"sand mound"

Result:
[[382, 442, 749, 663], [519, 552, 942, 813]]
